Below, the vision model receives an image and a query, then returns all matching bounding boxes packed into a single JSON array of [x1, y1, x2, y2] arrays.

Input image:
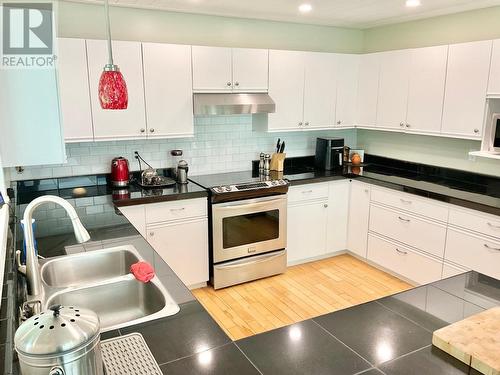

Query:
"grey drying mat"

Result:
[[101, 333, 163, 375]]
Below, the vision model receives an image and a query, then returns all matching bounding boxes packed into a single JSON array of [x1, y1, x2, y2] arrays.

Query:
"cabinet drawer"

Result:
[[445, 228, 500, 280], [145, 198, 207, 224], [449, 208, 500, 239], [371, 188, 448, 222], [369, 204, 447, 258], [288, 183, 329, 203], [367, 234, 442, 285]]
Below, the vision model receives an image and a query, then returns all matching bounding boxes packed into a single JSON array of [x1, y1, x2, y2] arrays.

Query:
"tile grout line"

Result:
[[374, 344, 432, 369], [310, 319, 376, 369], [234, 342, 265, 375], [156, 342, 233, 367]]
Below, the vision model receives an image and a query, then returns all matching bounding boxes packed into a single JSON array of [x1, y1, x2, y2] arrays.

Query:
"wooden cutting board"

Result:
[[432, 306, 500, 375]]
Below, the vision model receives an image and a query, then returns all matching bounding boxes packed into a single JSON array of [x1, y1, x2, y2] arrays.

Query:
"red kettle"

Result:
[[111, 157, 130, 187]]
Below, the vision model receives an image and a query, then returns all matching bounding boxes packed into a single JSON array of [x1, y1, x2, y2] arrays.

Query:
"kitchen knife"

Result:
[[279, 141, 285, 153], [276, 138, 281, 153]]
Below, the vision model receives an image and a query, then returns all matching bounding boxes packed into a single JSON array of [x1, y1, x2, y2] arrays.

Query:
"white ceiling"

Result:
[[71, 0, 500, 28]]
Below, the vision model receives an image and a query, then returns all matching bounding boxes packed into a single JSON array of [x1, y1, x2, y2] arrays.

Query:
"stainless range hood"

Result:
[[193, 93, 276, 116]]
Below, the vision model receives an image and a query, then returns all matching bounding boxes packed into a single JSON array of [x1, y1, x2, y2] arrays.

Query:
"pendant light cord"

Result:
[[104, 0, 114, 66]]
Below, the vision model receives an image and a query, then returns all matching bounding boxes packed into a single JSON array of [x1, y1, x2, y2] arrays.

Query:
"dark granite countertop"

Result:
[[4, 183, 500, 374], [280, 155, 500, 216]]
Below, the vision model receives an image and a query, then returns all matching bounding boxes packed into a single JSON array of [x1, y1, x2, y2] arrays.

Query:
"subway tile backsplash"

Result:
[[8, 115, 356, 181]]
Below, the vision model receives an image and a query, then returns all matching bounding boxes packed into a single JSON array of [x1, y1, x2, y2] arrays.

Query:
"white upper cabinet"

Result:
[[357, 53, 381, 127], [232, 48, 269, 92], [192, 46, 232, 92], [487, 39, 500, 96], [86, 40, 147, 140], [376, 50, 410, 130], [335, 54, 360, 128], [0, 69, 65, 167], [142, 43, 194, 138], [268, 50, 305, 131], [192, 46, 269, 92], [57, 38, 94, 142], [406, 45, 448, 134], [303, 52, 337, 129], [441, 40, 492, 139]]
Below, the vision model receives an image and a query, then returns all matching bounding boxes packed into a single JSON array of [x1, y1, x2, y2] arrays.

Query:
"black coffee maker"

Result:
[[315, 137, 345, 170]]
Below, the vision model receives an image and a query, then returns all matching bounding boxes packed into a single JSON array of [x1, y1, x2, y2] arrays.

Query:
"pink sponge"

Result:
[[130, 261, 155, 283]]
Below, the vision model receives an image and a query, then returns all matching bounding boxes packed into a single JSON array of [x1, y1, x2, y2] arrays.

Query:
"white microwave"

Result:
[[490, 113, 500, 153]]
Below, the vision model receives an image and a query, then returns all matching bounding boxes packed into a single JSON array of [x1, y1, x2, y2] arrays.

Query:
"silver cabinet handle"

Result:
[[474, 128, 480, 134], [487, 222, 500, 229], [140, 128, 145, 133], [396, 248, 408, 255], [149, 231, 154, 237], [324, 204, 328, 208], [149, 128, 155, 133], [398, 216, 411, 222], [234, 82, 240, 86], [226, 82, 232, 87], [298, 122, 303, 126], [170, 207, 186, 212], [405, 123, 411, 128], [305, 122, 310, 126], [301, 190, 313, 194], [484, 244, 500, 252], [337, 120, 342, 125], [400, 122, 405, 127], [364, 189, 369, 193], [400, 199, 412, 204]]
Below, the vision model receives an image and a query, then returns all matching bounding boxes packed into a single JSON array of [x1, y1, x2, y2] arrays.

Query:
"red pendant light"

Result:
[[98, 0, 128, 110]]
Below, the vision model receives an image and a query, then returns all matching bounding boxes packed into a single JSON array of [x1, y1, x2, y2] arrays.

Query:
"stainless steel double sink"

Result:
[[37, 245, 180, 332]]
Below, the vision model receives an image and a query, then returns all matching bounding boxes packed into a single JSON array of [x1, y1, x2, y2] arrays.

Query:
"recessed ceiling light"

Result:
[[406, 0, 421, 7], [298, 3, 312, 13]]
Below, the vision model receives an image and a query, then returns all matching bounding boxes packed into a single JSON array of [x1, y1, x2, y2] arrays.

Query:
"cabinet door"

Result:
[[336, 54, 360, 128], [0, 69, 65, 167], [57, 38, 94, 142], [87, 40, 147, 140], [268, 50, 305, 131], [287, 201, 328, 264], [347, 181, 370, 258], [303, 52, 337, 129], [143, 43, 194, 138], [147, 219, 209, 287], [376, 50, 410, 130], [357, 53, 381, 127], [327, 181, 349, 252], [192, 46, 232, 92], [488, 39, 500, 95], [232, 48, 269, 92], [441, 41, 492, 138], [406, 45, 448, 134]]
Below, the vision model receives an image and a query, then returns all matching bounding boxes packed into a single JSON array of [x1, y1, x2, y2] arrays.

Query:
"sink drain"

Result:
[[101, 333, 163, 375]]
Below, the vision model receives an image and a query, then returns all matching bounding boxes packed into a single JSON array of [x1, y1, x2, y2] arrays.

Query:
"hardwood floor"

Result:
[[192, 254, 413, 340]]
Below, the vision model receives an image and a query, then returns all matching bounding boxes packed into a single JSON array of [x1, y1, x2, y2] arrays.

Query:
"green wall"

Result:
[[57, 1, 364, 53], [364, 6, 500, 53]]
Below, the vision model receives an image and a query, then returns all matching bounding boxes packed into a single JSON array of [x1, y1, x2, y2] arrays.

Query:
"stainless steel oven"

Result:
[[212, 195, 287, 263]]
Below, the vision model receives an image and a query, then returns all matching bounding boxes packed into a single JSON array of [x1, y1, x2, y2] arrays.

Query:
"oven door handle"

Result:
[[214, 198, 285, 212], [214, 250, 286, 270]]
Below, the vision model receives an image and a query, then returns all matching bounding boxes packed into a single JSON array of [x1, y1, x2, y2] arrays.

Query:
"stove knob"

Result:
[[272, 181, 277, 185], [225, 186, 232, 192]]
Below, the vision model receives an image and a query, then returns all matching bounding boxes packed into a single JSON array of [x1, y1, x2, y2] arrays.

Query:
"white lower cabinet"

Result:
[[444, 228, 500, 280], [347, 181, 371, 258], [326, 181, 350, 252], [367, 234, 442, 285], [147, 218, 209, 287], [118, 199, 209, 288], [287, 200, 328, 264]]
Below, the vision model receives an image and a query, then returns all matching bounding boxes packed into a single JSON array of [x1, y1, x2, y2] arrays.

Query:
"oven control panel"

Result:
[[212, 179, 288, 194]]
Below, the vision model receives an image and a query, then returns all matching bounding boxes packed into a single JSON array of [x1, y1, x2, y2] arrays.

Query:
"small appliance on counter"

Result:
[[315, 137, 345, 170], [110, 157, 130, 187], [176, 160, 189, 184], [134, 151, 176, 188], [489, 113, 500, 153]]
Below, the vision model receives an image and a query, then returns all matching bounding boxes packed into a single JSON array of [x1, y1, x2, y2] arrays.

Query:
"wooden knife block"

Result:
[[270, 153, 286, 172]]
